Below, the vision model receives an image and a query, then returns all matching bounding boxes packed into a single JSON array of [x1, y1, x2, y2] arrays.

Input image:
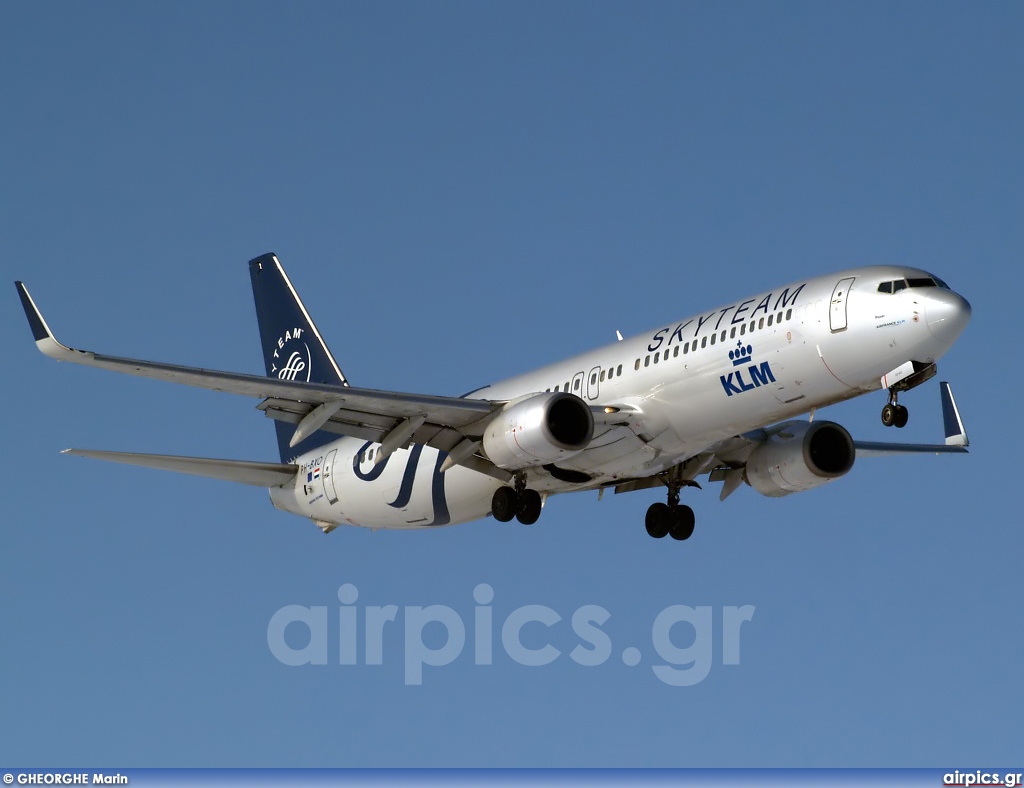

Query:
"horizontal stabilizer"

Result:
[[63, 449, 298, 487]]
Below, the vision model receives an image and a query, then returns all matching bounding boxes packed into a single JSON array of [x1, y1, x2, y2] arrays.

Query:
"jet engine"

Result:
[[482, 392, 594, 471], [745, 420, 855, 498]]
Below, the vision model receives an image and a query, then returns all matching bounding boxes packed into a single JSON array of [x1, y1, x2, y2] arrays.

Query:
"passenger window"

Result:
[[574, 379, 580, 390], [683, 343, 689, 354], [710, 333, 717, 346], [591, 373, 598, 385], [758, 318, 764, 330], [786, 309, 792, 320], [616, 364, 622, 375], [634, 359, 640, 371], [777, 312, 783, 323], [740, 323, 746, 336], [663, 349, 669, 360], [767, 314, 774, 326], [701, 336, 707, 349], [730, 327, 736, 339], [653, 353, 659, 364], [554, 384, 559, 392], [673, 346, 679, 358], [749, 320, 755, 332], [603, 369, 609, 381], [644, 356, 650, 367]]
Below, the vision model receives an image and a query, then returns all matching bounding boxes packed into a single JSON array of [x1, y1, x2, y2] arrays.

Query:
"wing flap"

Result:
[[62, 449, 299, 487]]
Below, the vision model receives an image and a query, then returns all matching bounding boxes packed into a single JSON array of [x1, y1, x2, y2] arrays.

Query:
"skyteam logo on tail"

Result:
[[270, 327, 311, 382], [721, 341, 775, 396]]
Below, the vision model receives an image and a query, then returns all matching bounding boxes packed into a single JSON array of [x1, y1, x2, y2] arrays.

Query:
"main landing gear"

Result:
[[645, 482, 697, 541], [491, 473, 543, 525], [881, 390, 909, 429]]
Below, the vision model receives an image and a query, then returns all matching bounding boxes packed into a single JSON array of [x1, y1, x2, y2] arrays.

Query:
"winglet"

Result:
[[940, 381, 969, 447], [16, 281, 54, 342], [15, 281, 74, 360]]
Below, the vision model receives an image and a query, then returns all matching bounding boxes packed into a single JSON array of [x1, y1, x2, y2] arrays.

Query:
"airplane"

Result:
[[15, 254, 971, 541]]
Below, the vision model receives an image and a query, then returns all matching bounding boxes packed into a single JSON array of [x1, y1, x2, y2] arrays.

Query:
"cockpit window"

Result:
[[878, 279, 908, 293], [879, 275, 950, 294]]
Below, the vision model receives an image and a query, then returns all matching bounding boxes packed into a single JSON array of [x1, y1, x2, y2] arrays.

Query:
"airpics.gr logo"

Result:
[[271, 327, 311, 382], [720, 341, 776, 396]]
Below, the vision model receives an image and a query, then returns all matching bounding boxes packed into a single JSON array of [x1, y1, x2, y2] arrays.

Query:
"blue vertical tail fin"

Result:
[[249, 253, 347, 462]]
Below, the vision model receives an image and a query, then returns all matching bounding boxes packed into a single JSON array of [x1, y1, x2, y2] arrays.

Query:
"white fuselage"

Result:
[[269, 266, 970, 529]]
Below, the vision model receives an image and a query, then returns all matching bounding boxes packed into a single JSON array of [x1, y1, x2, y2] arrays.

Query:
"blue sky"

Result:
[[1, 1, 1022, 768]]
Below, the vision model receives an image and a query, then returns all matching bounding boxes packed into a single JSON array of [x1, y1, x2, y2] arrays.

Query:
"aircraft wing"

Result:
[[16, 281, 500, 460], [852, 382, 969, 456], [614, 382, 969, 502]]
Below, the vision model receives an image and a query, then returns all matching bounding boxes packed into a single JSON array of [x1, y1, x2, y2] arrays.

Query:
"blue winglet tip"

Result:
[[15, 281, 51, 342], [939, 381, 968, 447]]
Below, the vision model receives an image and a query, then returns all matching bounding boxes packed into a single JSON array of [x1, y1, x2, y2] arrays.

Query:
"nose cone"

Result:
[[926, 289, 972, 346]]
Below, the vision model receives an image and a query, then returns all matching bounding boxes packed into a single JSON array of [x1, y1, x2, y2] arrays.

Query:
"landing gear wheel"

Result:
[[668, 505, 695, 541], [881, 403, 896, 427], [491, 486, 519, 523], [893, 404, 909, 429], [516, 489, 542, 525], [645, 503, 671, 539]]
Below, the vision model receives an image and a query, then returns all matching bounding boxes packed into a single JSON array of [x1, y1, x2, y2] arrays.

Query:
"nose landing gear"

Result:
[[881, 392, 909, 429], [879, 361, 937, 429]]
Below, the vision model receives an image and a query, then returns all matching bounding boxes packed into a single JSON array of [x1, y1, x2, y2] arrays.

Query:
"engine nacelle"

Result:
[[482, 392, 595, 471], [745, 420, 855, 498]]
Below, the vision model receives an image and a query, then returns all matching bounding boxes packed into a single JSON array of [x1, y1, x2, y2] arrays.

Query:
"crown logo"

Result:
[[729, 341, 753, 367]]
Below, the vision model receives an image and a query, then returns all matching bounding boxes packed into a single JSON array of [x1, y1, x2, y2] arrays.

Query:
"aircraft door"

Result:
[[586, 366, 601, 400], [322, 448, 339, 505], [829, 277, 855, 332]]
